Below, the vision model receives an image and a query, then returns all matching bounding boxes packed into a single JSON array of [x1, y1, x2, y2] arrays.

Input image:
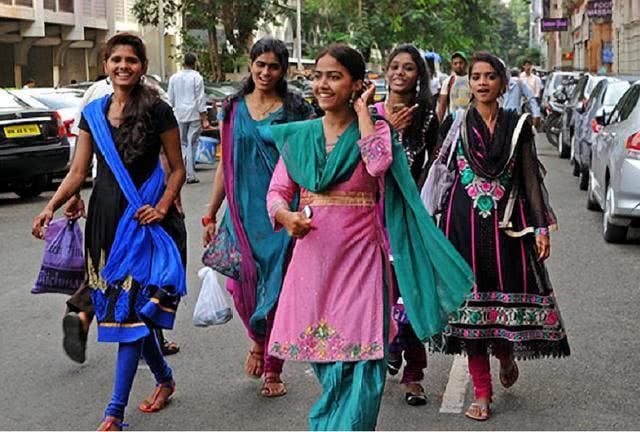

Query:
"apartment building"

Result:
[[613, 0, 640, 74], [0, 0, 181, 87]]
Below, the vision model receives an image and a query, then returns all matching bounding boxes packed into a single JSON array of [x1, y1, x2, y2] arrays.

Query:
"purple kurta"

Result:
[[266, 122, 394, 362]]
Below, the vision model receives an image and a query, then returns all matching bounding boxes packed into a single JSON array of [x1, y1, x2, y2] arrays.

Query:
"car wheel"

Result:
[[586, 172, 600, 211], [14, 176, 45, 199], [572, 158, 580, 177], [559, 130, 570, 159], [603, 184, 628, 243], [578, 167, 589, 190]]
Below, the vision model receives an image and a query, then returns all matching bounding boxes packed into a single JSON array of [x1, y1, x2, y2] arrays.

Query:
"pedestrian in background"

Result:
[[437, 51, 471, 121], [32, 33, 187, 431], [265, 43, 473, 430], [520, 59, 543, 102], [203, 37, 313, 398], [436, 52, 570, 421], [168, 52, 210, 184], [503, 68, 542, 128], [372, 43, 439, 406]]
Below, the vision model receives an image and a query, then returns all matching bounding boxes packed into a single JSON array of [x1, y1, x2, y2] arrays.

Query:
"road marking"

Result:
[[439, 354, 469, 414]]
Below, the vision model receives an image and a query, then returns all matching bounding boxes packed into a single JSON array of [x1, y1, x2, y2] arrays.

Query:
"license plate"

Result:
[[4, 124, 40, 138]]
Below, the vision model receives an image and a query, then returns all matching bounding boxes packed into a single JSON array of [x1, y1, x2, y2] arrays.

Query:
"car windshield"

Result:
[[604, 82, 630, 106], [29, 93, 83, 109], [0, 90, 29, 109]]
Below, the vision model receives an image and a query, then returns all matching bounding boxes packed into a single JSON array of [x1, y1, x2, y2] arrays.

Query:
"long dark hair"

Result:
[[386, 44, 434, 153], [315, 43, 366, 83], [103, 32, 159, 164], [224, 37, 307, 118], [468, 51, 509, 98]]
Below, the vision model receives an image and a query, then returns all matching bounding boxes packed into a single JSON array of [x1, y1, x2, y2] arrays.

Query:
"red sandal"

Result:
[[138, 380, 176, 413], [97, 416, 128, 431]]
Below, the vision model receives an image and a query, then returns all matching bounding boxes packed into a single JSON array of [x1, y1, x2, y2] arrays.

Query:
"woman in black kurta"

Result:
[[436, 52, 569, 421], [33, 33, 186, 430]]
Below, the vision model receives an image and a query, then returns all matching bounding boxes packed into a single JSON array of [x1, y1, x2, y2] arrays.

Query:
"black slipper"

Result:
[[405, 383, 427, 406], [387, 358, 402, 376], [62, 312, 87, 364]]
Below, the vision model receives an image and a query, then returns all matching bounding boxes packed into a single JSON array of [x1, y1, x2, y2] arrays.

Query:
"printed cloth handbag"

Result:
[[420, 109, 465, 215], [32, 218, 85, 295], [195, 136, 218, 165], [202, 221, 242, 280]]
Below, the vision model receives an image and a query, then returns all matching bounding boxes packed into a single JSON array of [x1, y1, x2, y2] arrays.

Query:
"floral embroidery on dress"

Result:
[[456, 143, 513, 218], [448, 305, 563, 328], [270, 318, 383, 361], [358, 134, 388, 165]]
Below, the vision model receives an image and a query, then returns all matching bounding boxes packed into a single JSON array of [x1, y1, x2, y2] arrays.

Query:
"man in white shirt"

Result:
[[437, 51, 471, 122], [519, 60, 543, 100], [168, 53, 210, 184]]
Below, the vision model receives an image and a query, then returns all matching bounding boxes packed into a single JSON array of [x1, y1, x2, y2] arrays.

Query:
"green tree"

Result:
[[132, 0, 284, 81]]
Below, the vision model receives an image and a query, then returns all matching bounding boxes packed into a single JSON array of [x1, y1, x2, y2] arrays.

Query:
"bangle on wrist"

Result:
[[535, 227, 549, 236], [201, 215, 216, 227]]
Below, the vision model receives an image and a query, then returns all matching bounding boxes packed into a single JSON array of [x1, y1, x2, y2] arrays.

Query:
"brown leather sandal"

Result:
[[245, 349, 264, 379], [138, 381, 176, 413], [260, 374, 287, 398]]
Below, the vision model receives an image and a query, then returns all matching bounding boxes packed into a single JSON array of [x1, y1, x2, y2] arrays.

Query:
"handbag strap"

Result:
[[440, 108, 465, 168]]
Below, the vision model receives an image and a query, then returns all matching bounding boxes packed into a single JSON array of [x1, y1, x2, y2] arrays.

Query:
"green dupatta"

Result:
[[270, 117, 474, 340]]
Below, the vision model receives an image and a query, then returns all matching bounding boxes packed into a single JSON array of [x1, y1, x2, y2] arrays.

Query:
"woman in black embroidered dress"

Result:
[[436, 52, 570, 421]]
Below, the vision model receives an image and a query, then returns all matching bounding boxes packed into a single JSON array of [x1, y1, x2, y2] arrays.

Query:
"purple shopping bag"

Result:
[[32, 218, 85, 295]]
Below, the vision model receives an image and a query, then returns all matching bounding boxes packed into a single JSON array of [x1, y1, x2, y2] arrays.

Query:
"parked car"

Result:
[[542, 71, 580, 148], [10, 88, 83, 171], [558, 73, 605, 159], [587, 83, 640, 242], [0, 89, 69, 198], [573, 78, 631, 189]]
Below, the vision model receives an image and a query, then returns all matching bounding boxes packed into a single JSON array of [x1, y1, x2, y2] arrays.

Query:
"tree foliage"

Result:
[[302, 0, 531, 69], [132, 0, 283, 81]]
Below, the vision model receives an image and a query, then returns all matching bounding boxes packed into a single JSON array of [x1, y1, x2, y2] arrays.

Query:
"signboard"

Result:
[[541, 18, 569, 32], [587, 0, 612, 18]]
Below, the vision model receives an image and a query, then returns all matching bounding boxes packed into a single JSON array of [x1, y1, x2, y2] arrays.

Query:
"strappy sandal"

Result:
[[499, 360, 519, 388], [138, 380, 176, 413], [161, 340, 180, 356], [261, 374, 287, 398], [245, 349, 264, 379], [404, 382, 427, 406], [97, 416, 128, 431], [465, 401, 491, 421]]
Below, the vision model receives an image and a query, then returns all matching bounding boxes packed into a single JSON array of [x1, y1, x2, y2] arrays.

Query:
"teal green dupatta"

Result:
[[270, 118, 474, 340]]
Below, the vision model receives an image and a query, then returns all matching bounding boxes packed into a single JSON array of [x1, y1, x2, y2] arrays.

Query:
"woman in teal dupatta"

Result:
[[203, 38, 313, 397], [265, 44, 473, 431]]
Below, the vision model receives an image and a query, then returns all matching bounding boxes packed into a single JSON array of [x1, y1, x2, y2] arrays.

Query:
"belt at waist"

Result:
[[300, 190, 375, 207]]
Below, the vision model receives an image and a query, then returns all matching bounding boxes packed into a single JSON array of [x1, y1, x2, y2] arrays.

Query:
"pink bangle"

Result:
[[535, 227, 549, 236]]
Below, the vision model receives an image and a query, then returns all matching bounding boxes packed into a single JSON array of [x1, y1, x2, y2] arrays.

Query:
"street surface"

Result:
[[1, 133, 639, 430]]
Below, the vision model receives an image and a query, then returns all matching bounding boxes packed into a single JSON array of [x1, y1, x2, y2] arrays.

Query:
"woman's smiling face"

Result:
[[312, 54, 362, 112]]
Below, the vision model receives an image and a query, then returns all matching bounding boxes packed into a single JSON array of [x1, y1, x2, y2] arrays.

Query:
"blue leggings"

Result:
[[104, 332, 173, 420]]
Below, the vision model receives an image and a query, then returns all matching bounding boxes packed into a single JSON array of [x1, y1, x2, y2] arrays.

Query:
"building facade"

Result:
[[0, 0, 181, 88], [612, 0, 640, 74]]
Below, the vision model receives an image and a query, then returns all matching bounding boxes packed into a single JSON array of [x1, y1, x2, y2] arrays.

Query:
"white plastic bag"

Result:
[[193, 267, 232, 327]]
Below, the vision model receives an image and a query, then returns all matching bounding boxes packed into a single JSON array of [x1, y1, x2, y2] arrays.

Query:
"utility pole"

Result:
[[296, 0, 303, 71], [159, 0, 166, 79]]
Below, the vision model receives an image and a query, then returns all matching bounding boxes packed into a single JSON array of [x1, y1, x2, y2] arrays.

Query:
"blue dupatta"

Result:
[[83, 96, 186, 298]]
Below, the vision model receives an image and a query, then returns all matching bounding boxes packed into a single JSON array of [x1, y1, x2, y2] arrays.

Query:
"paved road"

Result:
[[1, 133, 638, 430]]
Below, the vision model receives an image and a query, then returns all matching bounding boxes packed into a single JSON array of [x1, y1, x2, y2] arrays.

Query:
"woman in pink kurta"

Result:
[[264, 44, 473, 431], [267, 124, 391, 363]]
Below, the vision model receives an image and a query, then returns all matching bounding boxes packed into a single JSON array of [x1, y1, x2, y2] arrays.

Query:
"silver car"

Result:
[[573, 78, 630, 190], [587, 83, 640, 243]]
